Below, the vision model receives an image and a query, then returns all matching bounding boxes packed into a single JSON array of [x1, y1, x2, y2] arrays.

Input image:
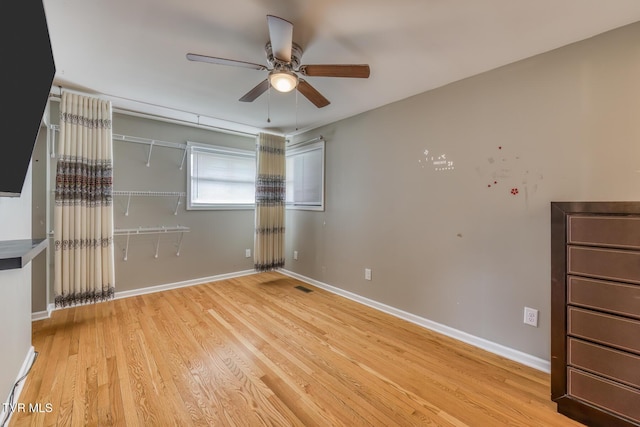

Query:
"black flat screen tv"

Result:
[[0, 0, 56, 197]]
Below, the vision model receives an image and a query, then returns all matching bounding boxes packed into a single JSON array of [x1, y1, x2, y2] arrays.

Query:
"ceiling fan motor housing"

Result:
[[265, 41, 302, 70]]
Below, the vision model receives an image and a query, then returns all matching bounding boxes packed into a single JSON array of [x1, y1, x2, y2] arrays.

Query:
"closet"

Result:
[[49, 124, 191, 261]]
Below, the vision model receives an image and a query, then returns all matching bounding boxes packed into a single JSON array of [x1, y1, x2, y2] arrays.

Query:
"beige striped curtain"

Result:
[[53, 92, 115, 307], [254, 132, 286, 271]]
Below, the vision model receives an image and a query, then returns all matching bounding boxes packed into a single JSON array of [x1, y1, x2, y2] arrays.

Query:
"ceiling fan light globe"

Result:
[[269, 71, 298, 92]]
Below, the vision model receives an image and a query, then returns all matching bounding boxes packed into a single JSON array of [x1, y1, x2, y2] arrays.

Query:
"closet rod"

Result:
[[287, 135, 324, 148]]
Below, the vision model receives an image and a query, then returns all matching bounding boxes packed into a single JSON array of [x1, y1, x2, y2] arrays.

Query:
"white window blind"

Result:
[[286, 140, 324, 210], [187, 142, 255, 210]]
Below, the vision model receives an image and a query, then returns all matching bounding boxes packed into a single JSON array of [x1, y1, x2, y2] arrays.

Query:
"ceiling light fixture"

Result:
[[269, 69, 298, 93]]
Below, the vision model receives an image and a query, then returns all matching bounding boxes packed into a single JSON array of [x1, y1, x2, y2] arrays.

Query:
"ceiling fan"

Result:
[[186, 15, 370, 108]]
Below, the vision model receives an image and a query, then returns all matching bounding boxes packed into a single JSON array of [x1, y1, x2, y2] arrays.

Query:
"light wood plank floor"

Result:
[[10, 272, 582, 426]]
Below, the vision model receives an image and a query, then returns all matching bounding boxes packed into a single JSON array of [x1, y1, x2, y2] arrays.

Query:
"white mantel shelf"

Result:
[[0, 239, 48, 271]]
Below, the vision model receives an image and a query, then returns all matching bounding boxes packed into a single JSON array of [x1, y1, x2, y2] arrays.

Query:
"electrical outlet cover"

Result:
[[524, 307, 538, 327]]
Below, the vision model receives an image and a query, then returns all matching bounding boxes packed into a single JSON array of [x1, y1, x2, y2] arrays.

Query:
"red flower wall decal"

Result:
[[511, 188, 519, 195]]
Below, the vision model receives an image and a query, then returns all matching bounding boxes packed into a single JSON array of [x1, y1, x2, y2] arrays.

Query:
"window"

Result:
[[286, 140, 325, 211], [186, 142, 256, 210]]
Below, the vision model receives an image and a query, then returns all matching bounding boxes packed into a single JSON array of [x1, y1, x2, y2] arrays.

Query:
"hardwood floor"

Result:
[[10, 272, 582, 426]]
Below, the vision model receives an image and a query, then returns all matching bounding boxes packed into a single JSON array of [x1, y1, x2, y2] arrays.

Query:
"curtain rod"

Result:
[[48, 88, 259, 139], [287, 135, 324, 147]]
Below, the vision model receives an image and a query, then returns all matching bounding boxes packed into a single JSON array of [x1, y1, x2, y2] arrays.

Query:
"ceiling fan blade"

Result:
[[267, 15, 293, 63], [297, 79, 330, 108], [299, 64, 370, 78], [239, 79, 270, 102], [186, 53, 267, 71]]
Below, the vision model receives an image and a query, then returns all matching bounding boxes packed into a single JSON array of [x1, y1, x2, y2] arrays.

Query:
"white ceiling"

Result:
[[43, 0, 640, 136]]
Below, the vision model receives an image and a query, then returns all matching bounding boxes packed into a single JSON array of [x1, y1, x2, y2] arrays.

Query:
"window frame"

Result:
[[286, 139, 325, 211], [186, 141, 256, 211]]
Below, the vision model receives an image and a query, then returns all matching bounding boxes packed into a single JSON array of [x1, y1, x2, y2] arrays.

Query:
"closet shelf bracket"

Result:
[[146, 141, 155, 167], [179, 147, 188, 171]]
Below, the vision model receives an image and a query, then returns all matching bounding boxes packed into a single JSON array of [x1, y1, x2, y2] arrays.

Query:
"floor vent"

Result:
[[295, 285, 313, 293]]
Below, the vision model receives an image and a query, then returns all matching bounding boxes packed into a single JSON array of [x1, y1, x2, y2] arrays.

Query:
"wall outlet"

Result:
[[293, 250, 298, 260], [524, 307, 538, 327], [364, 268, 372, 281], [245, 249, 251, 258]]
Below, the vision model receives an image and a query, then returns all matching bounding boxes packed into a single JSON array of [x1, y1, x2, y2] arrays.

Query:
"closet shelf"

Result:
[[49, 125, 189, 169], [113, 191, 186, 216], [115, 225, 190, 261], [112, 191, 185, 197], [114, 225, 190, 235]]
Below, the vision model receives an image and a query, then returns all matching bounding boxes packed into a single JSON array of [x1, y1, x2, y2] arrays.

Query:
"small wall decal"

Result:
[[478, 145, 543, 205], [419, 148, 455, 172]]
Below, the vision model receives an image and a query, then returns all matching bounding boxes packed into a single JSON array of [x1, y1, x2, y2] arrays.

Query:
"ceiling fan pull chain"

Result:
[[295, 88, 299, 131], [267, 82, 271, 123]]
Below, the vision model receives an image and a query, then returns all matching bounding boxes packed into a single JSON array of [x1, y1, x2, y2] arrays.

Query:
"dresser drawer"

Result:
[[569, 338, 640, 389], [568, 307, 640, 355], [568, 246, 640, 284], [569, 215, 640, 249], [568, 276, 640, 320], [568, 368, 640, 423]]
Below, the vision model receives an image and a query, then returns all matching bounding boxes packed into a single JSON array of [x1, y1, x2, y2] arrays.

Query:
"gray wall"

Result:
[[0, 164, 33, 406], [285, 21, 640, 360]]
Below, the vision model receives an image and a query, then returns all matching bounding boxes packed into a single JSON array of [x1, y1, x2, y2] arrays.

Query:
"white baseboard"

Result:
[[113, 269, 256, 300], [280, 269, 550, 373], [31, 311, 48, 322], [33, 270, 256, 320], [0, 346, 37, 426]]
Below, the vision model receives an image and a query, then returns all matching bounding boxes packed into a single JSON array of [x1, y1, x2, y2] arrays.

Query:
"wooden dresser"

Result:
[[551, 202, 640, 427]]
